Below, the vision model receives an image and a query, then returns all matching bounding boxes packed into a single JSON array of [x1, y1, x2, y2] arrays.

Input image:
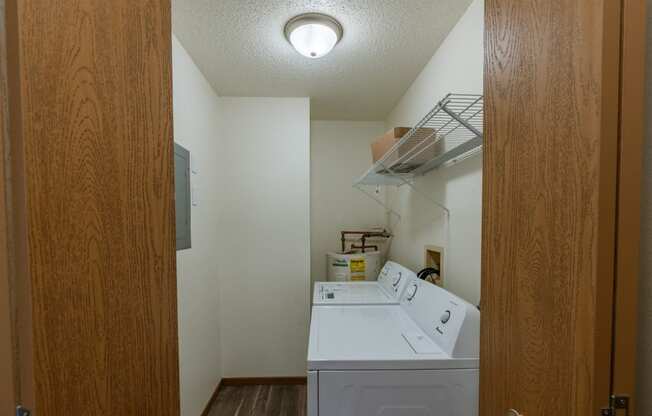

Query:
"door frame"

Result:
[[611, 0, 647, 410], [2, 0, 35, 411], [0, 0, 16, 412]]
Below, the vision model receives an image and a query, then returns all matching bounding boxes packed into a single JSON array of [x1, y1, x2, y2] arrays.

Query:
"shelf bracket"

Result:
[[353, 160, 450, 221], [378, 161, 450, 215], [353, 182, 402, 221]]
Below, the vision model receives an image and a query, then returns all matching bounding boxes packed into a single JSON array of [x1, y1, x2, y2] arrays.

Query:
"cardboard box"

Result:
[[371, 127, 437, 172], [371, 127, 411, 163]]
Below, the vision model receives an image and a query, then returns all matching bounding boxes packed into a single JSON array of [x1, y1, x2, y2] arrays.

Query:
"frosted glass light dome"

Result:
[[284, 13, 343, 59]]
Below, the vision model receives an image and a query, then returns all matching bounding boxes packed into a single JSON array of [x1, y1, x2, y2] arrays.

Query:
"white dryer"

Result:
[[307, 279, 480, 416], [313, 261, 414, 306]]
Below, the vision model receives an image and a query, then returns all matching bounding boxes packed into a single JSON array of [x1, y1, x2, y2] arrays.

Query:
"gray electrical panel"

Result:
[[174, 143, 191, 250]]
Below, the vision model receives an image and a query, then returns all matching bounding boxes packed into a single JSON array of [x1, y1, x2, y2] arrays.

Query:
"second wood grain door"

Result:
[[480, 0, 644, 415]]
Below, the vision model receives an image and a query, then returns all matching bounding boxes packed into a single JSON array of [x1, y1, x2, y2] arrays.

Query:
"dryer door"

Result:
[[318, 369, 478, 416]]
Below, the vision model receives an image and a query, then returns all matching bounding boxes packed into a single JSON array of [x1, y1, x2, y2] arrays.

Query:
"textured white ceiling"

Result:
[[172, 0, 473, 120]]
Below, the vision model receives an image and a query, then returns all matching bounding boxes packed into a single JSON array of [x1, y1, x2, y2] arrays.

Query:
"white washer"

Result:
[[307, 279, 480, 416], [313, 261, 414, 305]]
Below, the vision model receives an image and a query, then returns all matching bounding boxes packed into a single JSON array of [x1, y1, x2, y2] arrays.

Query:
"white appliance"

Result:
[[326, 251, 384, 282], [314, 261, 414, 305], [307, 279, 480, 416]]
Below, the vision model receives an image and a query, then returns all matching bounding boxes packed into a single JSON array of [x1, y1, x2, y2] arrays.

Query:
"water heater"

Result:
[[326, 251, 385, 281]]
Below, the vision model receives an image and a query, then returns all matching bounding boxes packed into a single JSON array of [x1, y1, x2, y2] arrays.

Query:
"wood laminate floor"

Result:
[[208, 384, 307, 416]]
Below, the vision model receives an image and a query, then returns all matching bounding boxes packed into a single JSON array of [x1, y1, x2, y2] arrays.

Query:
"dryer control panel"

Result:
[[400, 279, 479, 358]]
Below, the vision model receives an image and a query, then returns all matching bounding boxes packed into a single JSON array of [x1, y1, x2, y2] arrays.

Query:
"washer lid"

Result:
[[307, 305, 478, 371]]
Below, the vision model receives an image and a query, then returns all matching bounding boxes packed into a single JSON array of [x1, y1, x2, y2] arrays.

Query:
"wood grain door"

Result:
[[481, 1, 644, 416], [2, 0, 179, 414]]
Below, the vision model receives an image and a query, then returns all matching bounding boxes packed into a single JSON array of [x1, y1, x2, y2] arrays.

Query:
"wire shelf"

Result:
[[355, 93, 483, 186]]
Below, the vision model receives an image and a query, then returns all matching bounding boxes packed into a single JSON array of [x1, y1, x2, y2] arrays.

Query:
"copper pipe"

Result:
[[340, 229, 392, 252], [350, 244, 378, 252]]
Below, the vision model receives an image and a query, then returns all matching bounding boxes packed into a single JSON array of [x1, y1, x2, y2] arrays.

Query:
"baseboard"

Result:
[[200, 379, 223, 416], [221, 376, 307, 386]]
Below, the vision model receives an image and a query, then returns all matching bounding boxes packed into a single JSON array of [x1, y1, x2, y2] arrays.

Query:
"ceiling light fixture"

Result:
[[284, 13, 343, 59]]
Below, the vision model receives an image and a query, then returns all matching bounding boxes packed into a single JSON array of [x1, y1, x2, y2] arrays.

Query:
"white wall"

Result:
[[310, 121, 386, 284], [217, 97, 311, 377], [383, 0, 483, 305], [637, 3, 652, 413], [172, 36, 223, 416]]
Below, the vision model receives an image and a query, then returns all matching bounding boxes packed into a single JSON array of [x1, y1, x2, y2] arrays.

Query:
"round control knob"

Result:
[[393, 272, 402, 287], [440, 310, 451, 324], [406, 283, 418, 301]]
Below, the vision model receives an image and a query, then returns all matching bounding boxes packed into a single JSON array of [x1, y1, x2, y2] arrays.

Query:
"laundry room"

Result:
[[170, 0, 484, 414], [5, 1, 652, 416]]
